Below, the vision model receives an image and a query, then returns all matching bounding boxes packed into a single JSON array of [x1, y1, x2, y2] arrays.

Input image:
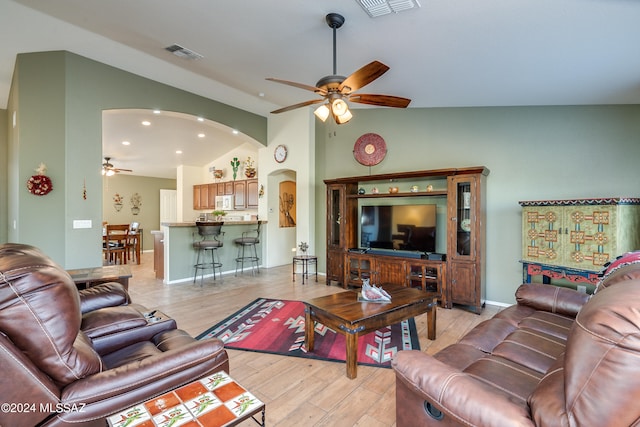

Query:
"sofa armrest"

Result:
[[515, 283, 589, 317], [61, 332, 228, 405], [79, 282, 130, 314], [86, 309, 178, 355], [393, 351, 534, 427]]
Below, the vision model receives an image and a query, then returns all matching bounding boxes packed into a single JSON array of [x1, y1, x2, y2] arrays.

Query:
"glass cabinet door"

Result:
[[328, 185, 342, 248], [448, 176, 477, 260]]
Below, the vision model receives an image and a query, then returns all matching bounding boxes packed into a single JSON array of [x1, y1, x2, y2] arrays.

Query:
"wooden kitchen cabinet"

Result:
[[193, 185, 202, 210], [246, 179, 259, 208], [233, 181, 246, 209], [194, 179, 259, 210]]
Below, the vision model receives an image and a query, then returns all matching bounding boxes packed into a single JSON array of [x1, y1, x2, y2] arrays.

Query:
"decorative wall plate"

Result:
[[353, 133, 387, 166]]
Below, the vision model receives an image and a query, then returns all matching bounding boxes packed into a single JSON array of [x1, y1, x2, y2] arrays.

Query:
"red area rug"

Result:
[[196, 297, 419, 368]]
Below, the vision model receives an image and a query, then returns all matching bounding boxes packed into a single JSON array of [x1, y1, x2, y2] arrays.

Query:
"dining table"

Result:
[[103, 226, 142, 265]]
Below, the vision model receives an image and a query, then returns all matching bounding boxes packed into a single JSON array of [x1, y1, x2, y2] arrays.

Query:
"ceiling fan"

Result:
[[102, 157, 132, 176], [267, 12, 411, 125]]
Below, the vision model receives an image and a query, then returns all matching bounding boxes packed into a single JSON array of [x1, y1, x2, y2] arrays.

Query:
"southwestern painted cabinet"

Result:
[[520, 198, 640, 273]]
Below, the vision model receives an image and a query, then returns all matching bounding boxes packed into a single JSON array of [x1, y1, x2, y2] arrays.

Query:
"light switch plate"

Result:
[[73, 220, 92, 229]]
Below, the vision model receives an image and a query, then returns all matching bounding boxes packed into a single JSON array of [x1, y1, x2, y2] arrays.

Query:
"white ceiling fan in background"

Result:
[[102, 157, 132, 176]]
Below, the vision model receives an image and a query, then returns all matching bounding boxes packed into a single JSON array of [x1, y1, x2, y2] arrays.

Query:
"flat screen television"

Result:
[[360, 204, 437, 253]]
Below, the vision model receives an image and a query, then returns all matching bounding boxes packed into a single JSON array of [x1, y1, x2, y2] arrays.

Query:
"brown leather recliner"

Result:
[[392, 252, 640, 427], [0, 243, 229, 427]]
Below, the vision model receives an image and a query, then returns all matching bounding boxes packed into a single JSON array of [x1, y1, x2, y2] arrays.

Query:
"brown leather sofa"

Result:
[[0, 243, 229, 427], [393, 252, 640, 427]]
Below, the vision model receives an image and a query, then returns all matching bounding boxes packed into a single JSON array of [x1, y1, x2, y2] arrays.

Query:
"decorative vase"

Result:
[[245, 168, 257, 178], [214, 170, 224, 180]]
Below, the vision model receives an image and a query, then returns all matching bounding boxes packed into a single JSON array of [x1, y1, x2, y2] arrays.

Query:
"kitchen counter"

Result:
[[161, 220, 264, 227], [160, 221, 265, 283]]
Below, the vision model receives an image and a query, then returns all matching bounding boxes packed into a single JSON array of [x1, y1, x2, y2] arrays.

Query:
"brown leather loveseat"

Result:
[[0, 243, 229, 427], [393, 252, 640, 427]]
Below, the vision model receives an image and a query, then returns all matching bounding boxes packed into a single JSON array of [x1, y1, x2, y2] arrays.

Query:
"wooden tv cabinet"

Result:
[[324, 166, 489, 313]]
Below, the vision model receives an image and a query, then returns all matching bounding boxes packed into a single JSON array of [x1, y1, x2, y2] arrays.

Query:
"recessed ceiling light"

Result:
[[232, 129, 239, 135], [142, 120, 151, 126], [198, 133, 205, 138], [153, 110, 161, 114], [197, 117, 204, 122], [122, 141, 130, 145], [176, 150, 183, 154]]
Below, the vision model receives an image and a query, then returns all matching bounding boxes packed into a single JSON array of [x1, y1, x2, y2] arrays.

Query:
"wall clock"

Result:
[[353, 133, 387, 166], [274, 144, 288, 163]]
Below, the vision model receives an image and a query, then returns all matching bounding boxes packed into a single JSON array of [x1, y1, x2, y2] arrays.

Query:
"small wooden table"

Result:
[[107, 371, 265, 427], [67, 265, 132, 291], [304, 284, 438, 379]]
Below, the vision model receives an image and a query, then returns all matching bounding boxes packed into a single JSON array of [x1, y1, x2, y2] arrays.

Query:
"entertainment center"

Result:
[[325, 166, 489, 313]]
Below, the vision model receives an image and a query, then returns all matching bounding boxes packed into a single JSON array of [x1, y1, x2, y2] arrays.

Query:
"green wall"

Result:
[[0, 108, 7, 244], [102, 174, 176, 252], [7, 51, 266, 268], [315, 105, 640, 304]]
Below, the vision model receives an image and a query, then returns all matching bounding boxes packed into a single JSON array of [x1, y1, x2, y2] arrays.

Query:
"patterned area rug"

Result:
[[196, 297, 420, 368]]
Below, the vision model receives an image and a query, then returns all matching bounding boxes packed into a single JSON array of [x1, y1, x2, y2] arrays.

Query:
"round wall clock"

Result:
[[274, 144, 288, 163], [353, 133, 387, 166]]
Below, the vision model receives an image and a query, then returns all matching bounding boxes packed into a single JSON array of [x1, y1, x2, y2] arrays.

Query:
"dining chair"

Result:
[[126, 222, 140, 263], [104, 224, 129, 265]]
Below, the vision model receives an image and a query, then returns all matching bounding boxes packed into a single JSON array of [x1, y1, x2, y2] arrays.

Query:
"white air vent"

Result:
[[164, 44, 203, 60], [356, 0, 421, 18]]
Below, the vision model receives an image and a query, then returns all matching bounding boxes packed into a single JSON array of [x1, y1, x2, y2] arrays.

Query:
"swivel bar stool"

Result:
[[193, 221, 224, 284], [234, 221, 262, 276]]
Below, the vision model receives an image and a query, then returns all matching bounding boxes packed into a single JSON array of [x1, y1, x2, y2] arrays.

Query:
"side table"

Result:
[[292, 255, 318, 284], [108, 371, 264, 427], [67, 265, 132, 291]]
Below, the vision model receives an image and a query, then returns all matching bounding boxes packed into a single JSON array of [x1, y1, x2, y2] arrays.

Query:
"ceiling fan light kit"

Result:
[[102, 157, 132, 176], [267, 12, 410, 125]]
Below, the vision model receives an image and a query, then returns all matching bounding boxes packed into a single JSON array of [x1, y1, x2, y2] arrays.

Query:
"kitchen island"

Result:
[[158, 221, 265, 284]]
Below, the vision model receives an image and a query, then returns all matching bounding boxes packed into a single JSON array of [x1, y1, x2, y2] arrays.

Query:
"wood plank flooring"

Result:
[[127, 253, 501, 427]]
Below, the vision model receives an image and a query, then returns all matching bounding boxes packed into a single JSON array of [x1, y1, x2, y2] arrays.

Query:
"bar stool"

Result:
[[234, 221, 262, 276], [193, 221, 224, 284]]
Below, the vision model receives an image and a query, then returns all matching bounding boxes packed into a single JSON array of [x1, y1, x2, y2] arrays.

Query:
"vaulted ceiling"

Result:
[[3, 0, 639, 178]]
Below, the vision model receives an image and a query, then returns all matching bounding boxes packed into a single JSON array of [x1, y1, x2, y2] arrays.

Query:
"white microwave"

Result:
[[215, 195, 234, 211]]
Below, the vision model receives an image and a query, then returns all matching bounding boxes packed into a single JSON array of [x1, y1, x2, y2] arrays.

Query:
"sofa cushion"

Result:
[[529, 279, 640, 426], [0, 244, 103, 386], [79, 282, 130, 313], [515, 283, 588, 317]]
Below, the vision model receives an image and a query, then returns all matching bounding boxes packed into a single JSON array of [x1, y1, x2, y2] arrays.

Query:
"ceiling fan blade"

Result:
[[114, 168, 133, 173], [349, 94, 411, 108], [339, 61, 390, 94], [271, 99, 325, 114], [266, 78, 327, 96]]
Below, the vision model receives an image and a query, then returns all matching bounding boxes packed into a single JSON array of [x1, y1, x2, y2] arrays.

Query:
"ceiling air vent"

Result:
[[164, 44, 203, 60], [356, 0, 421, 18]]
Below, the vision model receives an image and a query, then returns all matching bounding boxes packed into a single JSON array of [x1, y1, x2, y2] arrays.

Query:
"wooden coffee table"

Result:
[[304, 284, 438, 379]]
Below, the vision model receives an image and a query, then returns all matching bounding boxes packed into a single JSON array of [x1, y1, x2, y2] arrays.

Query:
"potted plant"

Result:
[[244, 157, 257, 178], [211, 210, 227, 221]]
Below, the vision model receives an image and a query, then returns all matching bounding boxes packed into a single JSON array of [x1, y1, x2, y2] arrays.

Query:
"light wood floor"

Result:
[[127, 253, 501, 427]]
